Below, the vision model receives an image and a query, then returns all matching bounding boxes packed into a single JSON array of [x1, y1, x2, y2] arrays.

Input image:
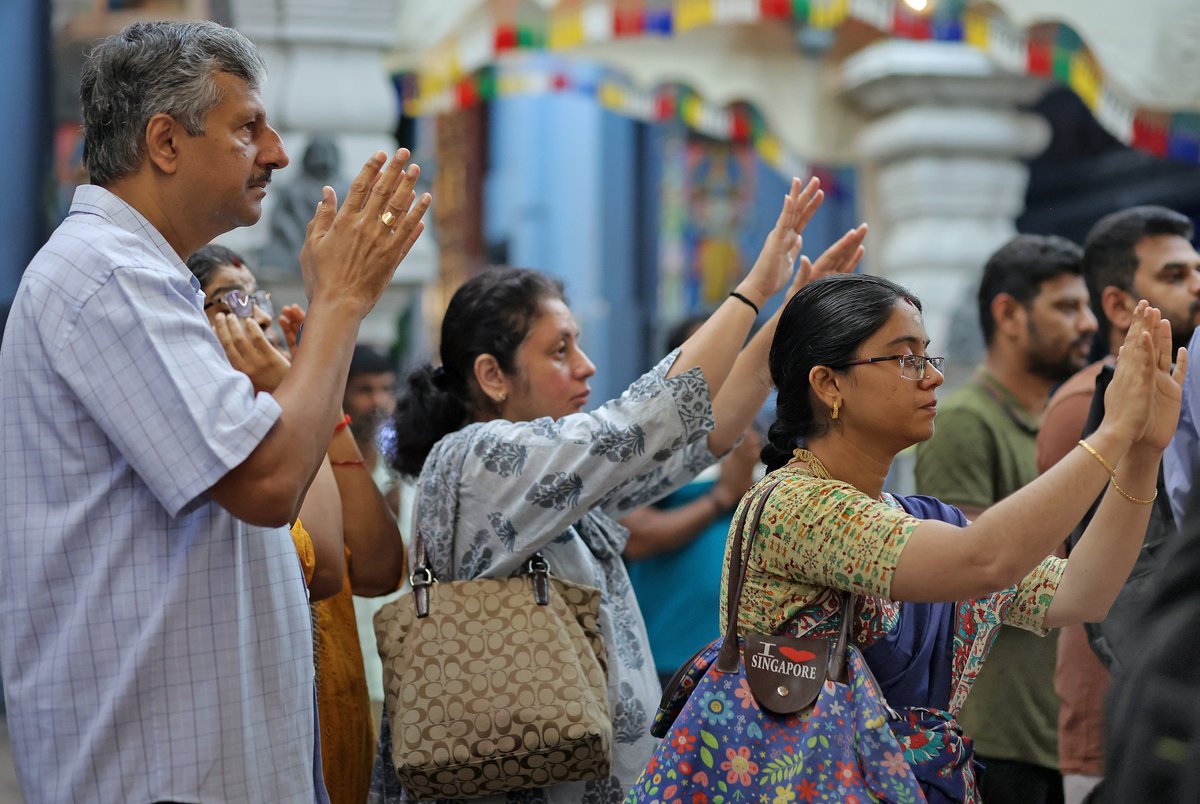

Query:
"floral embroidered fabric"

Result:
[[719, 463, 919, 643]]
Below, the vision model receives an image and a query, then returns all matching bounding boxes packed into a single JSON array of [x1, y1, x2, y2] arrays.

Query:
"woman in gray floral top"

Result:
[[368, 177, 868, 803]]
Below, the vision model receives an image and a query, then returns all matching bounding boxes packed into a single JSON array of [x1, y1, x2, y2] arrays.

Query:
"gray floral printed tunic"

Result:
[[369, 351, 717, 803]]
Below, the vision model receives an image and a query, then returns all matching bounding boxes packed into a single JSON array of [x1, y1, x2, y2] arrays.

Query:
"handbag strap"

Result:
[[714, 476, 856, 683], [714, 477, 781, 673], [826, 590, 856, 684], [410, 533, 435, 617], [409, 532, 552, 616]]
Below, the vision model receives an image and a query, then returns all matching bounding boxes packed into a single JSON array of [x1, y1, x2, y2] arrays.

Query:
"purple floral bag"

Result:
[[627, 480, 926, 803]]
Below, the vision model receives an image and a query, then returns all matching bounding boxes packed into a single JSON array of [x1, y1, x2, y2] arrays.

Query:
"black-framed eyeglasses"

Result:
[[203, 289, 273, 319], [839, 354, 945, 381]]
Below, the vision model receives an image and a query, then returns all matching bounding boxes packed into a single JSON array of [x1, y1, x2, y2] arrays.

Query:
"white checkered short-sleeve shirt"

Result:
[[0, 186, 322, 802]]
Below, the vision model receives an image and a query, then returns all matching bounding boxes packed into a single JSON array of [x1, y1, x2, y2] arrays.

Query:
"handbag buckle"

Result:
[[410, 564, 436, 588], [411, 563, 436, 618]]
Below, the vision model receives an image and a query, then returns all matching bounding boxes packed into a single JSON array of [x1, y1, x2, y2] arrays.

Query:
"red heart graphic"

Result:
[[779, 646, 816, 663]]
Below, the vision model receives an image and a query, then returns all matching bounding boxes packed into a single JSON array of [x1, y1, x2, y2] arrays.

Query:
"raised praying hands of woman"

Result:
[[1102, 299, 1187, 451], [213, 312, 292, 394], [794, 223, 867, 293]]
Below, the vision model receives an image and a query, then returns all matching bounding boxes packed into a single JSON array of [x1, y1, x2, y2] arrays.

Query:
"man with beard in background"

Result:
[[916, 234, 1097, 804], [1038, 206, 1199, 804]]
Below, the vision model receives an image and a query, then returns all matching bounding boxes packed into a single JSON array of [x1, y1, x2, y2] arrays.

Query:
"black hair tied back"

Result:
[[761, 274, 922, 473]]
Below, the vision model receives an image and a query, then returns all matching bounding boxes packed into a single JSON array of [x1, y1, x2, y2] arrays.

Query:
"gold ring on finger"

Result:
[[379, 210, 397, 229]]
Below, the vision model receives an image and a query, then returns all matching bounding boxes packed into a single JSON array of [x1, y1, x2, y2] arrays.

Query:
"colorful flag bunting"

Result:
[[401, 0, 1197, 166]]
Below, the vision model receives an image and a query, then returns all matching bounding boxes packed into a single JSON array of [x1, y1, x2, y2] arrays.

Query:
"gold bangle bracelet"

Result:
[[1110, 478, 1156, 506], [1078, 439, 1156, 504], [1077, 439, 1116, 475]]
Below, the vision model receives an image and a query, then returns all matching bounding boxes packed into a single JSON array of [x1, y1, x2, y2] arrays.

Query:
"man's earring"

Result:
[[831, 400, 841, 420]]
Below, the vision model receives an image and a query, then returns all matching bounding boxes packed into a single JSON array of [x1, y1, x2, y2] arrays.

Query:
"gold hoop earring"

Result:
[[831, 400, 841, 420]]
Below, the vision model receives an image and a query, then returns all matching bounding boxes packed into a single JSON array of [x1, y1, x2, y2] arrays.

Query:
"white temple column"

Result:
[[223, 0, 435, 347], [837, 40, 1051, 370]]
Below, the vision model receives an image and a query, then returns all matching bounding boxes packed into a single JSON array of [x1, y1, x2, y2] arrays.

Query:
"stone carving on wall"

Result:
[[258, 135, 347, 275]]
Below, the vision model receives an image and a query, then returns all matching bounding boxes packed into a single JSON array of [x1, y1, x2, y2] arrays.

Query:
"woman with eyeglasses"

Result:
[[193, 246, 281, 347], [188, 244, 404, 804], [648, 273, 1184, 802]]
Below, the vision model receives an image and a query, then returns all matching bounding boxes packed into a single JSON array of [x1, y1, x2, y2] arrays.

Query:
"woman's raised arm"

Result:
[[1044, 308, 1186, 626], [667, 177, 821, 399], [891, 303, 1181, 607]]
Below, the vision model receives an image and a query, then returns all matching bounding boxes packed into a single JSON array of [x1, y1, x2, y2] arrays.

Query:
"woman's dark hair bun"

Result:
[[391, 363, 469, 477]]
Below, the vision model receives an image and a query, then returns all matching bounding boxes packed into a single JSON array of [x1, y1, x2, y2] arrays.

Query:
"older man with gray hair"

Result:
[[0, 20, 428, 803]]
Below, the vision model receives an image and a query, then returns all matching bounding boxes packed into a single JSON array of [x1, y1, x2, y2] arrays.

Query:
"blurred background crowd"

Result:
[[1, 2, 1199, 803]]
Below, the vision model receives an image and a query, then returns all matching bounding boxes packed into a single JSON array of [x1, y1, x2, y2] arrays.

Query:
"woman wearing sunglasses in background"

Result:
[[188, 244, 406, 804], [647, 273, 1184, 802]]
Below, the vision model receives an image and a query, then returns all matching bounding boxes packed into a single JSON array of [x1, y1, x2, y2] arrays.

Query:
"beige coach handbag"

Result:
[[374, 541, 612, 799]]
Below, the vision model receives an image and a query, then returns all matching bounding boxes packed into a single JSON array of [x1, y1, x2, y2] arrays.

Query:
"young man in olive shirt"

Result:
[[916, 234, 1097, 804]]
